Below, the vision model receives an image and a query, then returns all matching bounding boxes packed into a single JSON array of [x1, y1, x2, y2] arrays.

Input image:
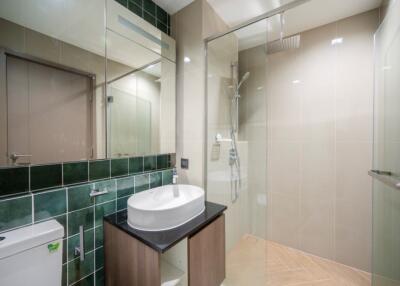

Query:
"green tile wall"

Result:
[[115, 0, 171, 35], [0, 153, 175, 286], [0, 166, 29, 197]]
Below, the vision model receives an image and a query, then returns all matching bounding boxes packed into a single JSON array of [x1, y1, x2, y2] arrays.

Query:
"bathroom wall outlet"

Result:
[[181, 158, 189, 169]]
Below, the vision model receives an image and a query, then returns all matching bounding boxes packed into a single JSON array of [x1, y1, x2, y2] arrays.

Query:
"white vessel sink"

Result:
[[127, 184, 205, 231]]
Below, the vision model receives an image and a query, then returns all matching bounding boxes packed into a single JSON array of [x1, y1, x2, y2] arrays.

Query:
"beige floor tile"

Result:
[[225, 235, 372, 286]]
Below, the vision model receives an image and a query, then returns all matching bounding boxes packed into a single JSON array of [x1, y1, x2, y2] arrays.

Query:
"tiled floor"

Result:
[[223, 234, 371, 286]]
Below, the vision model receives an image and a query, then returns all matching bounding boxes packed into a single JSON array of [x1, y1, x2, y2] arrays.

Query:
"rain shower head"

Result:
[[267, 34, 301, 54]]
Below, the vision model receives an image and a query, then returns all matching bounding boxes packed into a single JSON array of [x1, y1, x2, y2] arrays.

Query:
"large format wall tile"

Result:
[[260, 10, 378, 272]]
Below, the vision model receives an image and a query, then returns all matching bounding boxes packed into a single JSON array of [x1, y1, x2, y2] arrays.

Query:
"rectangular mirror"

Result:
[[106, 29, 176, 157], [0, 0, 107, 166], [0, 0, 176, 166]]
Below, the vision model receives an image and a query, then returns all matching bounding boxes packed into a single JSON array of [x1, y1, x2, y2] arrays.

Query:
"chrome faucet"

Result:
[[172, 168, 179, 197], [172, 168, 178, 184]]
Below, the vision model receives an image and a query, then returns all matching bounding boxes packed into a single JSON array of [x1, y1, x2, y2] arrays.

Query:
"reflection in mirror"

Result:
[[0, 0, 107, 166], [0, 0, 176, 166], [106, 30, 176, 157]]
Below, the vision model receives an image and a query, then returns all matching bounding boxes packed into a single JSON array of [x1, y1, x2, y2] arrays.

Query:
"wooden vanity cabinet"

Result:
[[104, 214, 225, 286]]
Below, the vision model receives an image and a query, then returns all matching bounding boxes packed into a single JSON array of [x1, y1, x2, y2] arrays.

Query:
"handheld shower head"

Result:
[[238, 72, 250, 89]]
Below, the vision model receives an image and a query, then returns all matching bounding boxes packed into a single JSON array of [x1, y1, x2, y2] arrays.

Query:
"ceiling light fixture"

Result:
[[184, 56, 191, 63]]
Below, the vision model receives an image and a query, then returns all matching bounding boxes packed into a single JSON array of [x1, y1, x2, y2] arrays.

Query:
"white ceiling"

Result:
[[152, 0, 195, 14], [208, 0, 382, 50]]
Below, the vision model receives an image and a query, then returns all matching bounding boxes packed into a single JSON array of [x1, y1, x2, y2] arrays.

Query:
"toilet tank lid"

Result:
[[0, 220, 64, 259]]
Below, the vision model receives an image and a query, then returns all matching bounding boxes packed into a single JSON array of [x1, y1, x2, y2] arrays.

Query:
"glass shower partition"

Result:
[[206, 18, 269, 285], [371, 1, 400, 285]]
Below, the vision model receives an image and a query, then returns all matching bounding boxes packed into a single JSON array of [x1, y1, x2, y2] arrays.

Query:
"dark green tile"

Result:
[[89, 160, 110, 181], [116, 176, 134, 198], [0, 167, 29, 197], [0, 195, 32, 232], [129, 157, 143, 174], [68, 251, 95, 285], [156, 6, 168, 24], [157, 154, 168, 169], [68, 228, 94, 261], [169, 153, 176, 167], [162, 169, 173, 185], [167, 14, 171, 27], [34, 188, 66, 221], [62, 263, 67, 286], [143, 11, 156, 26], [95, 200, 116, 227], [95, 247, 104, 270], [143, 0, 155, 15], [63, 161, 88, 185], [135, 174, 149, 193], [30, 164, 62, 191], [95, 268, 105, 286], [63, 239, 67, 264], [130, 0, 142, 7], [144, 156, 156, 172], [73, 274, 94, 286], [117, 196, 129, 211], [128, 1, 142, 16], [68, 184, 93, 211], [150, 172, 162, 188], [94, 180, 116, 204], [68, 207, 94, 236], [115, 0, 128, 7], [111, 158, 128, 177], [95, 226, 103, 248], [157, 20, 168, 34]]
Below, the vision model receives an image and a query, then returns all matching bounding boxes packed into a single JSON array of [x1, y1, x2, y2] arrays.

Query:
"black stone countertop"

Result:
[[104, 201, 227, 253]]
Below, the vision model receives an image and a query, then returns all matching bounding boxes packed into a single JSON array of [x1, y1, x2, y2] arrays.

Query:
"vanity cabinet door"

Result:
[[188, 214, 225, 286], [104, 222, 161, 286]]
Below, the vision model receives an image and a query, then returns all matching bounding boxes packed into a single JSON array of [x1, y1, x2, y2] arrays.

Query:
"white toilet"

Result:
[[0, 220, 64, 286]]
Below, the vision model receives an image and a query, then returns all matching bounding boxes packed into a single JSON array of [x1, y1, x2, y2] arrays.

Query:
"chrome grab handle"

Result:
[[368, 170, 400, 190], [90, 188, 109, 197], [74, 225, 85, 261]]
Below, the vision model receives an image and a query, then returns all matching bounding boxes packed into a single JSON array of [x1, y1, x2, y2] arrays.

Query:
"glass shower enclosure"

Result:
[[371, 1, 400, 285], [206, 0, 400, 285]]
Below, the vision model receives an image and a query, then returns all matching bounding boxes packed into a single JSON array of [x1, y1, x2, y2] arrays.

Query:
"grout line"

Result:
[[31, 193, 34, 224]]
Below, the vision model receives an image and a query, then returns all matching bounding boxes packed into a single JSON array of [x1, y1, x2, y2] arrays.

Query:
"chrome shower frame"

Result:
[[203, 0, 311, 200]]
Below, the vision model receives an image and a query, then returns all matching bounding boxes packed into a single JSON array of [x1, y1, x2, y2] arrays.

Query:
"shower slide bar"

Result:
[[368, 170, 400, 190]]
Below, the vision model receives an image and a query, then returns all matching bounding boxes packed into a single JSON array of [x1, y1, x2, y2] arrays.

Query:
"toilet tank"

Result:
[[0, 220, 64, 286]]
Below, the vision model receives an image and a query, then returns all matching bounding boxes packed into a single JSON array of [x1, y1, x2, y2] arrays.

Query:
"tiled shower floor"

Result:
[[222, 235, 371, 286]]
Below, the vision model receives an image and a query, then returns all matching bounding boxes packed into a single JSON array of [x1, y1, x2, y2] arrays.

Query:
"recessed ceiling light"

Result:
[[292, 79, 301, 84], [184, 56, 191, 63], [331, 37, 343, 45]]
